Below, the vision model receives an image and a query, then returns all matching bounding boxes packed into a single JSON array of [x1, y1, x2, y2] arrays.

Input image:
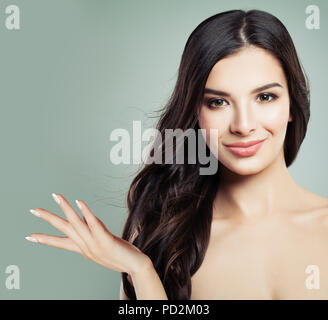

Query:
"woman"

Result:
[[26, 9, 328, 300]]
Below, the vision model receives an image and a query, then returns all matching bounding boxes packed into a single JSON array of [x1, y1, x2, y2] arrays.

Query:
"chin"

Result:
[[220, 159, 267, 176]]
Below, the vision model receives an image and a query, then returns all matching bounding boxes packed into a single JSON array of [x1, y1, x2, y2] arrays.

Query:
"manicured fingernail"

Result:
[[25, 236, 38, 243], [52, 193, 61, 204], [75, 200, 82, 210], [29, 209, 41, 217]]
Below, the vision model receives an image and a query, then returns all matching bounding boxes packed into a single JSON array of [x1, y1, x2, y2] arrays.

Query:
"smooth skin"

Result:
[[193, 45, 328, 299]]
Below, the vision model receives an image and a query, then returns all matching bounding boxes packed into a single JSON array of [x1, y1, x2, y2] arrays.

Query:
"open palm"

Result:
[[26, 193, 150, 276]]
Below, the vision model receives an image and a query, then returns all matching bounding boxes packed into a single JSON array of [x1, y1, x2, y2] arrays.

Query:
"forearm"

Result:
[[130, 260, 168, 300]]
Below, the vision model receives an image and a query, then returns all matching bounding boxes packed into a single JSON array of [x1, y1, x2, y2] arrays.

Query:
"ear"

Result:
[[288, 113, 293, 122]]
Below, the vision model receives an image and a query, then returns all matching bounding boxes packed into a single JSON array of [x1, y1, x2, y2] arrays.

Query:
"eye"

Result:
[[205, 98, 228, 109], [204, 92, 278, 110], [257, 93, 278, 103]]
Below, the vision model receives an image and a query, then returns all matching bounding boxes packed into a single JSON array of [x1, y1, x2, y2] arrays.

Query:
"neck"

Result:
[[213, 148, 301, 221]]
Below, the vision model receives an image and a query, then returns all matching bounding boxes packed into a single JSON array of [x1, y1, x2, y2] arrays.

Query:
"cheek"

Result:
[[199, 111, 223, 136], [198, 110, 226, 154], [261, 103, 290, 137]]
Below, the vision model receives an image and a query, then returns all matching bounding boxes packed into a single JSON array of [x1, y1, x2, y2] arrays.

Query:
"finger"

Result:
[[30, 208, 72, 236], [30, 208, 92, 254], [51, 193, 93, 244], [27, 233, 82, 254], [75, 200, 111, 238]]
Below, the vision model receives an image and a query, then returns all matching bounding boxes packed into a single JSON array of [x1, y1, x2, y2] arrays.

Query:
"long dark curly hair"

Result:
[[120, 9, 310, 300]]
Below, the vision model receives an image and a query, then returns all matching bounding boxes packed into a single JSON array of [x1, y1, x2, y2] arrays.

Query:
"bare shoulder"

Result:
[[290, 188, 328, 232], [296, 188, 328, 219], [288, 190, 328, 268], [307, 192, 328, 221], [302, 187, 328, 207], [300, 191, 328, 237]]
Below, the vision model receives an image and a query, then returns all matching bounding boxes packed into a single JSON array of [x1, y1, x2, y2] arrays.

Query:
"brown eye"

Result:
[[257, 93, 277, 103], [206, 98, 228, 109]]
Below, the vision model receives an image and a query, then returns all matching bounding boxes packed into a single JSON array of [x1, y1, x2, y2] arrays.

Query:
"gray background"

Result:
[[0, 0, 327, 299]]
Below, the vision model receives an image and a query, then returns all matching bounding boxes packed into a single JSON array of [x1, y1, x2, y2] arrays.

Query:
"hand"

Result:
[[26, 193, 151, 276]]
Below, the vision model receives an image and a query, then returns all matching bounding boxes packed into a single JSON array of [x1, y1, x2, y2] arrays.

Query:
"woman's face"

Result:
[[198, 46, 292, 175]]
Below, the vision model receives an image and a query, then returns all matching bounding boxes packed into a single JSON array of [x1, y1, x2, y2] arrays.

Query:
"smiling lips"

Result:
[[224, 139, 266, 157]]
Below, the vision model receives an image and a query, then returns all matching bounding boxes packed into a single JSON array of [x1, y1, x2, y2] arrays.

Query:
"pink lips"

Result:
[[225, 139, 266, 157]]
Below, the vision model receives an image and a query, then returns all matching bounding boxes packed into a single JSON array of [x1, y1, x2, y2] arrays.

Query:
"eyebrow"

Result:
[[204, 82, 283, 97]]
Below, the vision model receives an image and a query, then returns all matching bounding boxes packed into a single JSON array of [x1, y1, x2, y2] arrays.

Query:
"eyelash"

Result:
[[205, 93, 278, 109]]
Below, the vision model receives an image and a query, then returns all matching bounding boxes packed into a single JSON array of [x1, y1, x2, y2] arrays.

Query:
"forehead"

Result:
[[205, 46, 287, 92]]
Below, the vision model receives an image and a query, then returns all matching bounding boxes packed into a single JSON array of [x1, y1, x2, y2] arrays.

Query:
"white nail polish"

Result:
[[25, 236, 38, 243], [75, 200, 82, 210], [29, 209, 41, 217], [52, 193, 60, 204]]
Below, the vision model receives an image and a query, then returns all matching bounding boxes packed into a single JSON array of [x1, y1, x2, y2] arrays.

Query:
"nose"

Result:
[[229, 105, 257, 136]]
